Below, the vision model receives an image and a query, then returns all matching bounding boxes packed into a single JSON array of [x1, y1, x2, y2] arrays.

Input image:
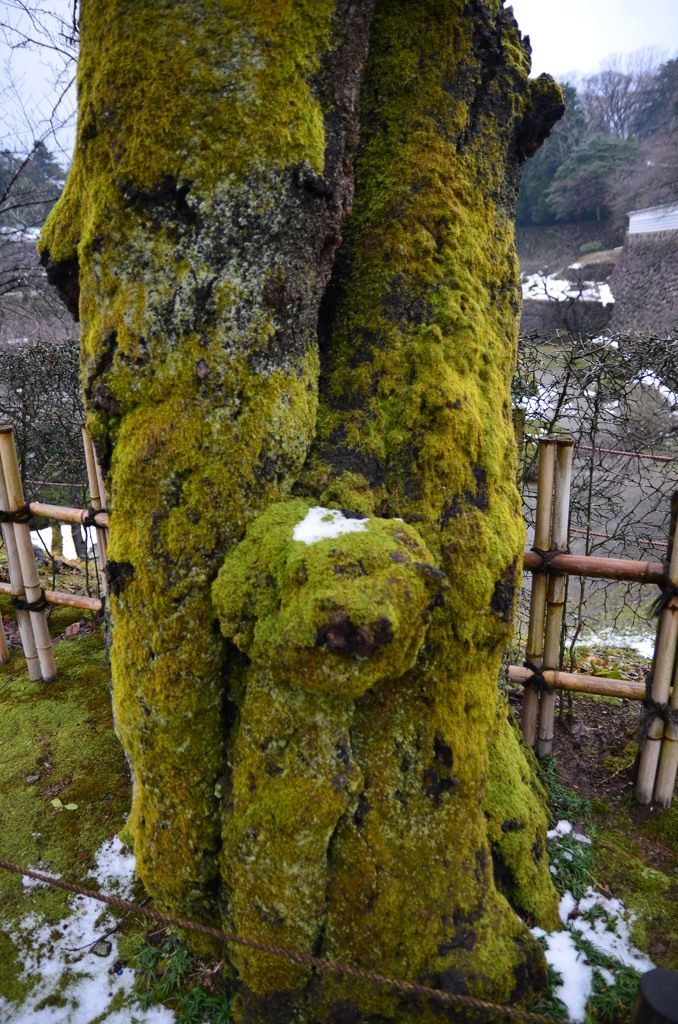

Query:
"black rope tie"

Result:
[[530, 546, 567, 576], [11, 589, 48, 613], [523, 661, 555, 695], [82, 507, 108, 529], [638, 675, 678, 747], [651, 582, 678, 618], [0, 503, 32, 524]]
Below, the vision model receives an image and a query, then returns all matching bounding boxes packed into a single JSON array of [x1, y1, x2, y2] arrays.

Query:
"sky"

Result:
[[509, 0, 678, 80], [2, 1, 678, 162]]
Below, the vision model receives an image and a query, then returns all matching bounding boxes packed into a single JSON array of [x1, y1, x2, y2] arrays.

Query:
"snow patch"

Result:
[[30, 525, 96, 562], [293, 506, 368, 545], [0, 836, 175, 1023], [521, 272, 614, 305], [638, 370, 678, 407], [579, 629, 655, 660], [572, 888, 654, 973], [532, 926, 593, 1023], [547, 819, 572, 839], [538, 820, 654, 1021]]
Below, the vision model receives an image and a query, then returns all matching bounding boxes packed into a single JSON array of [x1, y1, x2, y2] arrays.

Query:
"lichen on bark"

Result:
[[41, 0, 565, 1020]]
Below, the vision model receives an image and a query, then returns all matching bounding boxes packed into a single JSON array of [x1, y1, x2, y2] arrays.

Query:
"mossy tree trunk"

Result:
[[40, 2, 564, 1021]]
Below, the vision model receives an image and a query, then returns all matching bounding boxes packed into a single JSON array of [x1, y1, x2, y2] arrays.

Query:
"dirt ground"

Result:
[[509, 647, 678, 969]]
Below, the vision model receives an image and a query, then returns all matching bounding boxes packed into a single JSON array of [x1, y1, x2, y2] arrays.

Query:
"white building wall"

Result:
[[628, 203, 678, 235]]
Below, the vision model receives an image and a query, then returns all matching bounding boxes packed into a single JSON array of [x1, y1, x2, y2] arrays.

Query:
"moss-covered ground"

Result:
[[0, 599, 131, 1009], [510, 641, 678, 1022]]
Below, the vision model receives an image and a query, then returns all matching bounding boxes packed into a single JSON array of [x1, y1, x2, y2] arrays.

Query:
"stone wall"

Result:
[[609, 231, 678, 333]]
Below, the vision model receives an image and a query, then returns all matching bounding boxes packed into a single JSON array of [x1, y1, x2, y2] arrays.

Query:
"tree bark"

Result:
[[40, 2, 564, 1021]]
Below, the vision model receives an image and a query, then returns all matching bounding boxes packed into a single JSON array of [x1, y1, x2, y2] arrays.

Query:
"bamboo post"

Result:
[[81, 427, 108, 572], [0, 452, 41, 679], [0, 614, 8, 664], [652, 494, 678, 808], [537, 438, 574, 759], [522, 437, 557, 747], [636, 509, 678, 804], [0, 428, 56, 682], [653, 663, 678, 808]]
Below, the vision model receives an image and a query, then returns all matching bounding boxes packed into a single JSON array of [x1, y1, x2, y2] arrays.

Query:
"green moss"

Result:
[[40, 1, 336, 263], [213, 498, 449, 696], [40, 0, 354, 929], [594, 821, 678, 968], [0, 628, 131, 1005], [287, 2, 561, 1016], [483, 702, 560, 929], [588, 740, 678, 969]]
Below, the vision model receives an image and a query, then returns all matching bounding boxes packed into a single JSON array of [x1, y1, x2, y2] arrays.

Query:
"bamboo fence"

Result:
[[517, 435, 678, 808], [0, 426, 108, 680], [0, 427, 56, 681], [635, 511, 678, 806]]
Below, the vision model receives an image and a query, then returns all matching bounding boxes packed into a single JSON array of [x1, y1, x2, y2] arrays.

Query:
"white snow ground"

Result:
[[0, 824, 656, 1023], [521, 271, 614, 306], [579, 629, 655, 660], [30, 525, 97, 562], [533, 819, 653, 1023], [0, 837, 174, 1023]]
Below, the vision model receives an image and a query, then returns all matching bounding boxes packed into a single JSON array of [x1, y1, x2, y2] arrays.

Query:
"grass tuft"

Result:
[[131, 929, 234, 1023]]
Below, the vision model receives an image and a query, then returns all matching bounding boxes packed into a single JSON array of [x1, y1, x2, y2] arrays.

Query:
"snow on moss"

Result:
[[292, 506, 369, 544]]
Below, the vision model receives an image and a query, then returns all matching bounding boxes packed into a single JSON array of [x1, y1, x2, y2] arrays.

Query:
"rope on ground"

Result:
[[0, 857, 564, 1024]]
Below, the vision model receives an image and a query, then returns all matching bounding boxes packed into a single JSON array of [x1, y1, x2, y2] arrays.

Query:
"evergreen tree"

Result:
[[547, 133, 638, 222], [516, 82, 586, 225], [0, 142, 66, 229]]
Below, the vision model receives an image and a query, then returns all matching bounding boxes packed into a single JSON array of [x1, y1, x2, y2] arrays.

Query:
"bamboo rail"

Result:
[[0, 582, 101, 613], [538, 439, 574, 758], [0, 427, 56, 681], [522, 438, 556, 747], [509, 665, 657, 702], [522, 550, 666, 585], [27, 501, 109, 528]]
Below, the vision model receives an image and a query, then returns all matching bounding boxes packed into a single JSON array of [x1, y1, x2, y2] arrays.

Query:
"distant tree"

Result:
[[0, 142, 66, 229], [547, 133, 638, 222], [581, 51, 660, 139], [632, 57, 678, 137], [516, 83, 586, 225]]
